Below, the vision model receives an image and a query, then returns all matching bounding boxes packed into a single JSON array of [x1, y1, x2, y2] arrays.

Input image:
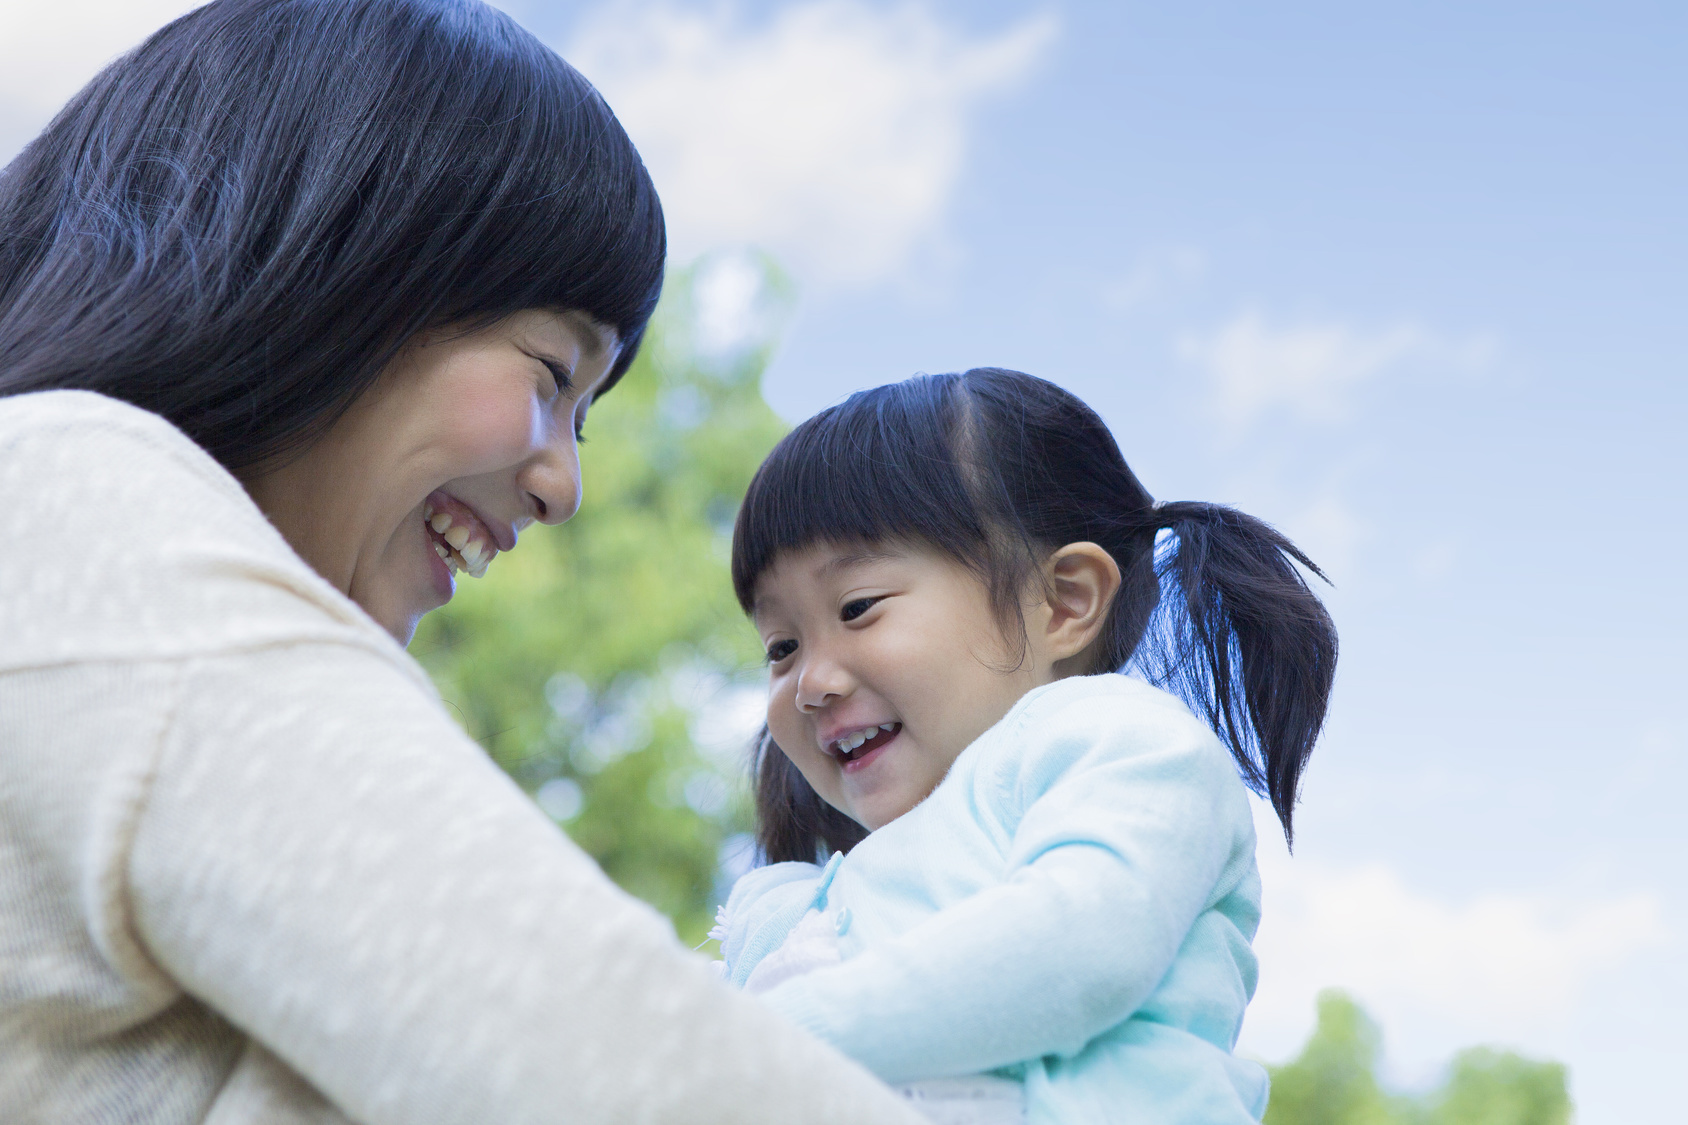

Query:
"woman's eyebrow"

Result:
[[555, 311, 619, 359]]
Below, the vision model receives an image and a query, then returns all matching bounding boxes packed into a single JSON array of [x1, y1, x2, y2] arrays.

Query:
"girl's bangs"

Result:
[[731, 375, 991, 610]]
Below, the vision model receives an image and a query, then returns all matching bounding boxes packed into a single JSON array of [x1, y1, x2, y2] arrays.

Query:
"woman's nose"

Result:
[[517, 430, 582, 526]]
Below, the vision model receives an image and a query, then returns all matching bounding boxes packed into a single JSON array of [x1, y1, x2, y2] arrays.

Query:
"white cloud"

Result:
[[1239, 803, 1668, 1079], [566, 1, 1057, 287], [0, 1, 204, 157], [4, 1, 1053, 290], [1181, 308, 1501, 431], [1181, 310, 1434, 428]]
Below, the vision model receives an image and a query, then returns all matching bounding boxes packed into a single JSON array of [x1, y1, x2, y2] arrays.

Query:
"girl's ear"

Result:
[[1042, 542, 1122, 671]]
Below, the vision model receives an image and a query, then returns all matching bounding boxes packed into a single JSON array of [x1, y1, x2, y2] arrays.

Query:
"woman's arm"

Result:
[[128, 644, 925, 1125], [754, 697, 1255, 1084]]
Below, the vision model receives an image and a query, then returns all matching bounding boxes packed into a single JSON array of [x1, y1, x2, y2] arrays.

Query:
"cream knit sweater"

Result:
[[0, 391, 922, 1125]]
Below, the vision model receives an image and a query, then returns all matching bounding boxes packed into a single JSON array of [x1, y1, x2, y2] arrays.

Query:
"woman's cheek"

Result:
[[444, 390, 542, 473]]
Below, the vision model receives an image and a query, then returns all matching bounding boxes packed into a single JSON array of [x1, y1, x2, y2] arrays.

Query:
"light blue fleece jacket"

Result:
[[718, 674, 1269, 1124]]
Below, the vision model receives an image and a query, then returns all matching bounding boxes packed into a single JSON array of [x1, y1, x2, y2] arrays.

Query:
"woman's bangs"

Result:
[[432, 15, 666, 376]]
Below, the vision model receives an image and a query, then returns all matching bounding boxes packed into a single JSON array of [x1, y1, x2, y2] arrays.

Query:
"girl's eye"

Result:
[[766, 639, 798, 663], [840, 597, 880, 622]]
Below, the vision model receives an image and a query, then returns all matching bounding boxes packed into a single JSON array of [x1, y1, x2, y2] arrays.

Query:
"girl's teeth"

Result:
[[429, 513, 452, 534], [443, 525, 471, 551], [834, 723, 902, 757]]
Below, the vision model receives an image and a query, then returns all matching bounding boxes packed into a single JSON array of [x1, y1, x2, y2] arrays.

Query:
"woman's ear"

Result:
[[1041, 542, 1121, 672]]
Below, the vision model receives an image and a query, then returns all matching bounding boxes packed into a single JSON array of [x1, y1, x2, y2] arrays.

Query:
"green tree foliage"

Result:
[[410, 251, 794, 944], [1264, 991, 1572, 1125], [1432, 1048, 1571, 1125], [1264, 992, 1399, 1125]]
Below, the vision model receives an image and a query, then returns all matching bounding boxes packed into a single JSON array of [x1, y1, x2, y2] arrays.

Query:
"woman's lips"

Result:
[[422, 491, 500, 579]]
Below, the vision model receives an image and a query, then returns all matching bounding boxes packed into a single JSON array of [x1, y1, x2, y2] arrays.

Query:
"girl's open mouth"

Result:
[[832, 723, 900, 773]]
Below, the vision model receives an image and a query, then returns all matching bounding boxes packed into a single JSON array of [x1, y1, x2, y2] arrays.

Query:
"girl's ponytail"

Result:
[[1133, 502, 1337, 847]]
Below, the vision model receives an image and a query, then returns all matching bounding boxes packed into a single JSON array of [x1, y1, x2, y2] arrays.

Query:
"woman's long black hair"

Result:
[[732, 368, 1338, 860], [0, 0, 665, 473]]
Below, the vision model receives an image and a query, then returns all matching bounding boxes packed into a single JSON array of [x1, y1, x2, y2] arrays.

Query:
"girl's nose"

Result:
[[795, 657, 852, 713], [517, 431, 582, 526]]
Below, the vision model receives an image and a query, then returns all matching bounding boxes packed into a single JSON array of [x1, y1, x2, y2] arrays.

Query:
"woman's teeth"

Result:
[[424, 504, 495, 579]]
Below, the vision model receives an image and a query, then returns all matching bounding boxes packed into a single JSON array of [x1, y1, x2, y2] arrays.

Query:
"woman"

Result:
[[0, 2, 926, 1122]]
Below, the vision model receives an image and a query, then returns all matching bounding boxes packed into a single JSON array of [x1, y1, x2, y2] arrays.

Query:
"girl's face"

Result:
[[244, 309, 621, 644], [753, 542, 1056, 831]]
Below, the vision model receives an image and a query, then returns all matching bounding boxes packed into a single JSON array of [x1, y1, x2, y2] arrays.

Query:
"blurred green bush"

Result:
[[1264, 991, 1571, 1125]]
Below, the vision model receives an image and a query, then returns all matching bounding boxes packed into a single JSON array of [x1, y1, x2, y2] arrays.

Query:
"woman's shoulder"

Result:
[[0, 390, 259, 527], [2, 387, 224, 460], [0, 390, 399, 670]]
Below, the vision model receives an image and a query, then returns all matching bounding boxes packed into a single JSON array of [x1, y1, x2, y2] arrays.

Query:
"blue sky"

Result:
[[552, 3, 1688, 1119], [5, 2, 1682, 1120]]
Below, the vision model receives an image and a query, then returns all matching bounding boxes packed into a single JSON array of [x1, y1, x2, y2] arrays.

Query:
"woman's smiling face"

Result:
[[244, 309, 621, 643], [754, 542, 1054, 831]]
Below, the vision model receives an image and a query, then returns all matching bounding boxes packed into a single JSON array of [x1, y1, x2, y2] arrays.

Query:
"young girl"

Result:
[[712, 368, 1337, 1124]]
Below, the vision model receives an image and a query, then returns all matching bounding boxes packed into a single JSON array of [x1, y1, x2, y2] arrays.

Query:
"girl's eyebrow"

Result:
[[820, 551, 901, 576], [750, 552, 898, 616]]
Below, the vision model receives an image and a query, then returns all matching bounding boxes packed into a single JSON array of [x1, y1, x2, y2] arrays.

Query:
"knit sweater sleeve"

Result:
[[130, 646, 924, 1125], [756, 682, 1249, 1083]]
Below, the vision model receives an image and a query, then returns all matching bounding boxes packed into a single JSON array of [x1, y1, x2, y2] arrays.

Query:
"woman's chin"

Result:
[[352, 559, 453, 646], [366, 593, 430, 646]]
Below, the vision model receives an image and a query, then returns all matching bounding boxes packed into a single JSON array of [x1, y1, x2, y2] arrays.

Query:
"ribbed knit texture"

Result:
[[0, 390, 927, 1125]]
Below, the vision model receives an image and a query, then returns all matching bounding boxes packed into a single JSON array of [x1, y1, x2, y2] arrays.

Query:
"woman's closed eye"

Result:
[[538, 359, 591, 442], [540, 358, 575, 397], [765, 638, 798, 663]]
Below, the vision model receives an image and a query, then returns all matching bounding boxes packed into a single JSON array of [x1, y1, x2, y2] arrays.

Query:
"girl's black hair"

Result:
[[732, 368, 1338, 860], [0, 0, 665, 473]]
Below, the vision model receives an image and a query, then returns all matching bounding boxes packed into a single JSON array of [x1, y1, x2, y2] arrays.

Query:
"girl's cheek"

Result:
[[765, 680, 797, 740]]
